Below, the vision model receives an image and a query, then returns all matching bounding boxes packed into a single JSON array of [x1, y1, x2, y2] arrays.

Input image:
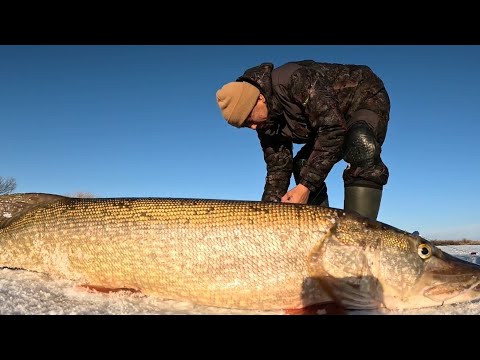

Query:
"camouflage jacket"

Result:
[[237, 60, 387, 202]]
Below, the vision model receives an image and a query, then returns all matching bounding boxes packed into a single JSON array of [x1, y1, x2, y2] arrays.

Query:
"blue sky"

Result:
[[1, 45, 479, 240]]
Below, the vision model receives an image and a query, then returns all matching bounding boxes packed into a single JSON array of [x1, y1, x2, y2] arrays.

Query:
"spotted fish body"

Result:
[[1, 193, 480, 311]]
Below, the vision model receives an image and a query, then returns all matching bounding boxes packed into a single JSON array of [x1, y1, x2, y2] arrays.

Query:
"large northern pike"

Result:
[[1, 192, 479, 312]]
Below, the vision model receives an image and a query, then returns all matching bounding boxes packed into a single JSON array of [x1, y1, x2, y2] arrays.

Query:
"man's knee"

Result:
[[343, 122, 381, 168]]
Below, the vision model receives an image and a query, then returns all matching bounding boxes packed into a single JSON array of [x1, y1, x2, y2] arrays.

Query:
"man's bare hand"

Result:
[[281, 184, 310, 204]]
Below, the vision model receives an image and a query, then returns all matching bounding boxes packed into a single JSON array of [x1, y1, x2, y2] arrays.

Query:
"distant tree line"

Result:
[[432, 239, 480, 245], [0, 176, 16, 195]]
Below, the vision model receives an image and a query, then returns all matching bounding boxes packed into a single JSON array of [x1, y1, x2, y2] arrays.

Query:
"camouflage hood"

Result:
[[236, 62, 283, 119]]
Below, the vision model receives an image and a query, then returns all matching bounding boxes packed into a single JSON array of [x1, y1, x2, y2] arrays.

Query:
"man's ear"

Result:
[[259, 94, 266, 103]]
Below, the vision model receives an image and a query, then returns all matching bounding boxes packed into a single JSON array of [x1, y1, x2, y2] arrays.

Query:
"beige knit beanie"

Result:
[[216, 81, 260, 128]]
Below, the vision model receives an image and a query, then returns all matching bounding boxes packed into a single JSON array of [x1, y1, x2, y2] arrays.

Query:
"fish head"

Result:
[[307, 211, 480, 311], [381, 237, 480, 310]]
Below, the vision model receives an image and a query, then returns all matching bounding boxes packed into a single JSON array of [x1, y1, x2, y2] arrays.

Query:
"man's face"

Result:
[[243, 95, 269, 130]]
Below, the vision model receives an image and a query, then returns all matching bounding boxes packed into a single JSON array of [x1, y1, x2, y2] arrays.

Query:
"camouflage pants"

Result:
[[295, 88, 390, 191], [293, 153, 328, 206], [343, 88, 390, 189]]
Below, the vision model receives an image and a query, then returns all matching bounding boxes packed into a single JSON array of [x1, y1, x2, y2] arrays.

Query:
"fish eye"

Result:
[[418, 243, 432, 259]]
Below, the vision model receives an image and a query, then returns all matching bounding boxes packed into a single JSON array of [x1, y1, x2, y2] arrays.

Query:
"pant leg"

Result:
[[293, 143, 329, 206], [343, 89, 390, 189]]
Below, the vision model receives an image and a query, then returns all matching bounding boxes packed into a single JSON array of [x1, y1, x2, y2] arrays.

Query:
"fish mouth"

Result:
[[423, 275, 480, 304], [419, 251, 480, 306]]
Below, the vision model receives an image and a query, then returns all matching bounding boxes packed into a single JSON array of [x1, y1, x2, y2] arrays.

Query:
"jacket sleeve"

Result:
[[290, 69, 347, 193], [257, 130, 293, 202]]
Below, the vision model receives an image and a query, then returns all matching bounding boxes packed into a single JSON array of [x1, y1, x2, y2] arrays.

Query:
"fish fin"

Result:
[[325, 278, 383, 310], [307, 225, 383, 311], [284, 302, 347, 315], [0, 193, 68, 229]]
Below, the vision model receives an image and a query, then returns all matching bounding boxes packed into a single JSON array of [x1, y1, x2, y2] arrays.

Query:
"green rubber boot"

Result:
[[344, 186, 382, 220]]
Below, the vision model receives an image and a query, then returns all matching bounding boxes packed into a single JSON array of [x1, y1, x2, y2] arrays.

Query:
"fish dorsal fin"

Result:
[[0, 193, 68, 229]]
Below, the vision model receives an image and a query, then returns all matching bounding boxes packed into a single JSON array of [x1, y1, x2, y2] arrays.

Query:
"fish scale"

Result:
[[0, 195, 337, 309], [1, 193, 480, 311]]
